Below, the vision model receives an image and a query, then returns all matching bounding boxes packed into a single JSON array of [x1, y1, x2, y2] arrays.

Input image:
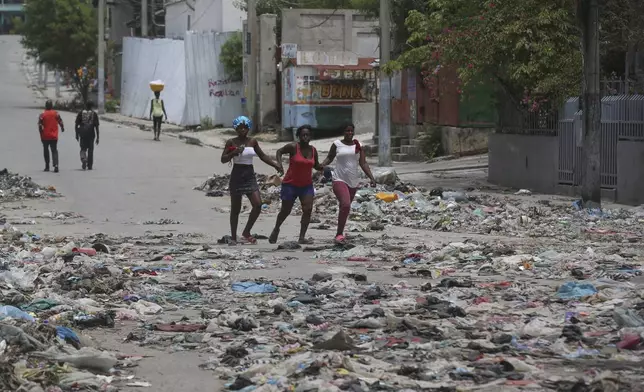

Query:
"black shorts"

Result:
[[153, 116, 163, 128]]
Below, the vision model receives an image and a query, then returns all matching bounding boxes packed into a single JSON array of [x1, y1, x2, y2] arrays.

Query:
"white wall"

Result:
[[120, 38, 187, 124], [165, 0, 194, 39], [184, 31, 243, 126], [120, 32, 242, 127], [221, 0, 245, 32], [192, 0, 244, 33]]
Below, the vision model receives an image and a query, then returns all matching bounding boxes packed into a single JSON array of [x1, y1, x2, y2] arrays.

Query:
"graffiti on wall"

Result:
[[208, 78, 241, 98]]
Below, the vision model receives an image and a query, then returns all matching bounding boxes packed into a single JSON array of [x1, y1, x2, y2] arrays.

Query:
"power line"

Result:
[[297, 8, 339, 29], [188, 0, 219, 28]]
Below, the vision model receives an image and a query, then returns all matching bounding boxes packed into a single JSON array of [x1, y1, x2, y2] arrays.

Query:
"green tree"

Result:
[[351, 0, 431, 58], [220, 32, 244, 82], [389, 0, 582, 108], [19, 0, 98, 104], [601, 0, 644, 82]]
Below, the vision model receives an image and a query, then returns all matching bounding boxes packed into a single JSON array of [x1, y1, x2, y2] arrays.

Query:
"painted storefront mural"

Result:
[[283, 65, 376, 131]]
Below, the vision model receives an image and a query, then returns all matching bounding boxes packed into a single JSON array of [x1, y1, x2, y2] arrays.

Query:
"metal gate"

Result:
[[557, 95, 644, 188]]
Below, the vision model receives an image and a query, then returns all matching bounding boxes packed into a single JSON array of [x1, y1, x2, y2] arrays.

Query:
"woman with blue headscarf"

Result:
[[221, 116, 282, 245]]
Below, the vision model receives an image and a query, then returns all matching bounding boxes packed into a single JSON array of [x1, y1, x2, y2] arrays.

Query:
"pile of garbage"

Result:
[[194, 169, 642, 241], [195, 173, 281, 199], [2, 215, 644, 391], [0, 169, 58, 201], [333, 188, 644, 241]]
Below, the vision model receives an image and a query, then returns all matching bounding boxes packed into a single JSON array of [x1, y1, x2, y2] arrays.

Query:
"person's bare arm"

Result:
[[221, 139, 241, 163], [161, 100, 168, 120], [275, 143, 295, 173], [314, 148, 323, 171], [94, 112, 100, 144], [57, 114, 65, 132], [359, 149, 376, 185], [38, 115, 43, 134], [253, 140, 282, 173], [149, 100, 153, 119], [320, 143, 337, 167]]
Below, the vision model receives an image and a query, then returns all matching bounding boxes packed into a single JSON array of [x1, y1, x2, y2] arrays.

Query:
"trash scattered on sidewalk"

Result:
[[2, 168, 644, 390], [0, 168, 59, 201]]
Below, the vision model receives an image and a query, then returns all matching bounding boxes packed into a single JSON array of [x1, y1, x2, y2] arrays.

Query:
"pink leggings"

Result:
[[332, 181, 357, 235]]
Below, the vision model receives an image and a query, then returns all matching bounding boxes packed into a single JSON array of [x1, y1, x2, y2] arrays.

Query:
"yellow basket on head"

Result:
[[149, 81, 165, 93]]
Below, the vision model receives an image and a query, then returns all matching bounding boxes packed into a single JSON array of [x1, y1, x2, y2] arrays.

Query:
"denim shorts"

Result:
[[280, 183, 315, 201]]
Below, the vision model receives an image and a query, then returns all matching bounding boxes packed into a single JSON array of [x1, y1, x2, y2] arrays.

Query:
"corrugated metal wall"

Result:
[[121, 38, 187, 124], [120, 32, 243, 127], [183, 31, 243, 127]]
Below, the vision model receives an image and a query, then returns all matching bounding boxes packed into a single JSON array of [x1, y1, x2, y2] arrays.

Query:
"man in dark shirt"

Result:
[[75, 101, 100, 170]]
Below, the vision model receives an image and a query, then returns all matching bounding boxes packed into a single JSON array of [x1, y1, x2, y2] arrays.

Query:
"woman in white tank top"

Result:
[[221, 116, 282, 245], [320, 123, 376, 244]]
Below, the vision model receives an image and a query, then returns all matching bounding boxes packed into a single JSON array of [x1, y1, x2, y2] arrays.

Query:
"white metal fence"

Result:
[[121, 38, 187, 124], [120, 32, 242, 127], [558, 95, 644, 188]]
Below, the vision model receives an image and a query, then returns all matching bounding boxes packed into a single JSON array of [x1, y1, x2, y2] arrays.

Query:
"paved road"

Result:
[[0, 36, 544, 392], [1, 36, 285, 239]]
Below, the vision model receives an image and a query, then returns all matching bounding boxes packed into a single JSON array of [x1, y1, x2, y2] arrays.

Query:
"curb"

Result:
[[397, 163, 488, 175], [21, 54, 47, 100], [99, 116, 224, 149]]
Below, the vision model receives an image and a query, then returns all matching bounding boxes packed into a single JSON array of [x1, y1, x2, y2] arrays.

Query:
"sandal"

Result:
[[239, 235, 257, 245], [298, 237, 314, 245], [334, 234, 346, 244], [269, 228, 280, 244]]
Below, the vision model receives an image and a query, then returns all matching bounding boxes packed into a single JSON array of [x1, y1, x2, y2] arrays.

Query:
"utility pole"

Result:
[[247, 0, 258, 132], [98, 0, 105, 113], [578, 0, 601, 207], [141, 0, 148, 37], [150, 0, 156, 37], [378, 0, 392, 167], [55, 69, 61, 98]]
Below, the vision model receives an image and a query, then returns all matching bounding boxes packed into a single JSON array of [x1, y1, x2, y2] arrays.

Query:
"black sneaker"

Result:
[[82, 161, 86, 170], [54, 166, 59, 173], [44, 167, 50, 172]]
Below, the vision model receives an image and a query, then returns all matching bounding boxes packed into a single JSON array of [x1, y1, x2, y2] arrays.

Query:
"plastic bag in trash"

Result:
[[33, 346, 117, 373], [56, 326, 81, 348], [373, 167, 398, 185], [613, 308, 644, 328], [231, 282, 277, 294], [0, 306, 35, 322], [556, 282, 597, 300]]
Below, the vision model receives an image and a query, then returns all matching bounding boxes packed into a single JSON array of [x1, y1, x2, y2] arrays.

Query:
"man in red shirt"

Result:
[[38, 100, 65, 172]]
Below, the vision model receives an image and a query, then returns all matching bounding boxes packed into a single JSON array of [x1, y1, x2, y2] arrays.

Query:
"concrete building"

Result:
[[165, 0, 244, 38], [280, 9, 379, 136], [281, 8, 379, 58], [0, 0, 24, 34], [107, 0, 138, 99], [165, 0, 194, 39]]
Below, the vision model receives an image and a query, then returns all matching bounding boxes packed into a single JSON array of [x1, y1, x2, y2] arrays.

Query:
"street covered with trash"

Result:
[[1, 165, 644, 392]]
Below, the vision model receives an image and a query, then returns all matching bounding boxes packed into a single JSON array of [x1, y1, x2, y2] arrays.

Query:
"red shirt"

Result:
[[282, 143, 315, 187], [39, 110, 61, 141]]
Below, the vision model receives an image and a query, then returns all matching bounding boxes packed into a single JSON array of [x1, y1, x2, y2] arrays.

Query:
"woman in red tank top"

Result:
[[269, 125, 322, 244]]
